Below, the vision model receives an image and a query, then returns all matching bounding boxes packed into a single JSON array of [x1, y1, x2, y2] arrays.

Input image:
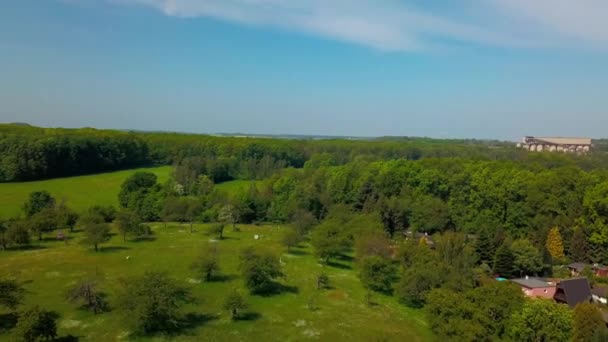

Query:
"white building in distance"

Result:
[[517, 136, 592, 153]]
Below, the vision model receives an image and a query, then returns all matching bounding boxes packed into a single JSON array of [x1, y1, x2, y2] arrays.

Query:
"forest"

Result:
[[2, 124, 608, 340], [3, 123, 608, 183]]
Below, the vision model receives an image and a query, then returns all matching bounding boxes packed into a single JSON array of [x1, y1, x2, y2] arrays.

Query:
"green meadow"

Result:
[[215, 180, 263, 196], [0, 224, 431, 341], [0, 167, 172, 218]]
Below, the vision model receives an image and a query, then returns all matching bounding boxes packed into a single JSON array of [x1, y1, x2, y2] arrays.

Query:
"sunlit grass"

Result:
[[0, 166, 171, 218], [0, 224, 431, 341]]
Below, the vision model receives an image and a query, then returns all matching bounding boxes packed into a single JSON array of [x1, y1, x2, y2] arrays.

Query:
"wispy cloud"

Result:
[[106, 0, 608, 51]]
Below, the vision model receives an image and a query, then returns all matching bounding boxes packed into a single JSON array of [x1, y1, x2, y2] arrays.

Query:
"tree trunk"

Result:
[[123, 232, 127, 242], [39, 231, 42, 241], [94, 243, 98, 252], [190, 221, 193, 233]]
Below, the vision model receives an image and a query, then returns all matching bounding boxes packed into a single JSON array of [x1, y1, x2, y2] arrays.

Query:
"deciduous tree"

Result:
[[545, 227, 565, 263], [511, 239, 543, 276], [66, 280, 107, 314], [79, 213, 110, 252], [12, 306, 58, 342], [239, 247, 283, 294], [115, 210, 143, 242], [22, 191, 55, 218], [573, 302, 607, 342], [0, 279, 25, 310], [191, 245, 220, 282], [358, 256, 397, 294], [508, 299, 573, 342], [223, 289, 247, 320], [116, 271, 192, 334], [281, 227, 303, 253]]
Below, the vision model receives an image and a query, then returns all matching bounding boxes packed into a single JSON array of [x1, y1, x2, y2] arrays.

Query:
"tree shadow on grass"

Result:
[[0, 313, 17, 332], [211, 274, 239, 282], [326, 261, 352, 270], [336, 254, 354, 263], [177, 313, 219, 334], [7, 244, 46, 251], [55, 335, 81, 342], [236, 312, 262, 321], [131, 236, 156, 243], [217, 236, 241, 241], [256, 282, 299, 297], [287, 249, 308, 256], [100, 246, 130, 253]]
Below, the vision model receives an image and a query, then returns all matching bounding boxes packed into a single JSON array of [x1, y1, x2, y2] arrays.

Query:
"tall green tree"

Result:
[[191, 244, 220, 282], [358, 256, 397, 294], [29, 208, 58, 241], [22, 191, 55, 218], [281, 227, 303, 253], [0, 279, 25, 310], [12, 306, 58, 342], [0, 220, 7, 250], [396, 259, 446, 308], [426, 281, 525, 341], [239, 247, 283, 294], [116, 271, 192, 334], [5, 220, 30, 248], [79, 213, 111, 252], [570, 227, 590, 262], [573, 302, 607, 342], [115, 210, 144, 242], [310, 220, 350, 264], [409, 195, 450, 234], [508, 299, 573, 342], [475, 226, 496, 265], [493, 243, 515, 278], [511, 239, 543, 276], [223, 289, 247, 320], [218, 204, 240, 232]]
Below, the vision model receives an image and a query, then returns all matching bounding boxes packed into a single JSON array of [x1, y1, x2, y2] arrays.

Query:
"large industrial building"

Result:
[[518, 136, 592, 153]]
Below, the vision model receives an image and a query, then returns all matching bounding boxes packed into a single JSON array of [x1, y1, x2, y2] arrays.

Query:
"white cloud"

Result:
[[106, 0, 608, 51]]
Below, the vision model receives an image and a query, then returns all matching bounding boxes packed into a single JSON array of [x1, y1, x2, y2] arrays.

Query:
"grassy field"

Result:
[[215, 180, 263, 196], [0, 224, 432, 341], [0, 166, 172, 218]]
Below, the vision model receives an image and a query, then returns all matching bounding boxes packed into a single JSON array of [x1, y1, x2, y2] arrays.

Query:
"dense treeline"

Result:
[[4, 124, 608, 182], [0, 125, 149, 181]]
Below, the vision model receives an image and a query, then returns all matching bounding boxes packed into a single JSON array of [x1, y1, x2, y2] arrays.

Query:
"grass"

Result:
[[0, 166, 172, 218], [0, 224, 432, 341], [215, 179, 262, 197]]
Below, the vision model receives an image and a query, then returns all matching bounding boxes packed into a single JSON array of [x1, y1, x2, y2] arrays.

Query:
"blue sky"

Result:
[[1, 0, 607, 140]]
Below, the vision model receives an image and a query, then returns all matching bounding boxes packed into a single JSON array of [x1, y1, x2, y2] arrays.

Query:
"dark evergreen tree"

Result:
[[493, 243, 515, 278], [570, 227, 590, 263], [475, 227, 495, 265]]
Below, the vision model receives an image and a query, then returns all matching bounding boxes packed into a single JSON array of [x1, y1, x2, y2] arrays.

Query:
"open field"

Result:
[[0, 166, 172, 218], [215, 180, 263, 196], [0, 224, 431, 341]]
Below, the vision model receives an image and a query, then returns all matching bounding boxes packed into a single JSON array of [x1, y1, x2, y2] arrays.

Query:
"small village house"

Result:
[[510, 277, 556, 299], [553, 278, 592, 308]]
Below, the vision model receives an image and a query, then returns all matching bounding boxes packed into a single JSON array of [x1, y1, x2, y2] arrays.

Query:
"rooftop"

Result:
[[511, 277, 553, 289]]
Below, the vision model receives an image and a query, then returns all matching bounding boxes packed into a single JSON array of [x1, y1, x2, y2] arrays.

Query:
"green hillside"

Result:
[[0, 166, 171, 218]]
